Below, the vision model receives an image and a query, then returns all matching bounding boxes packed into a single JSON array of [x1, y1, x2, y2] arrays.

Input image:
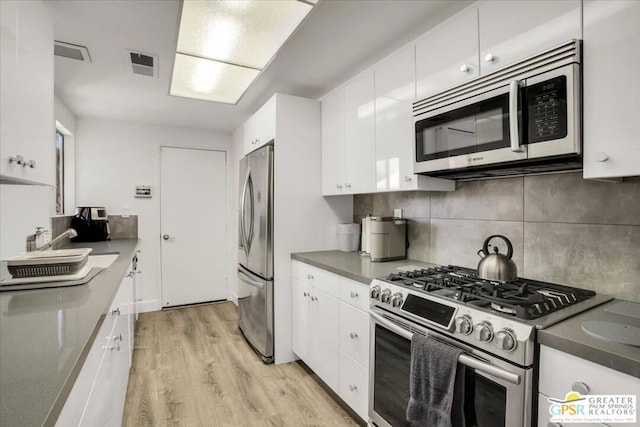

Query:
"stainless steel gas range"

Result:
[[368, 265, 612, 427]]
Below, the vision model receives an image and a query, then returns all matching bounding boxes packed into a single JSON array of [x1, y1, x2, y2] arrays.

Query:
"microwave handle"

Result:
[[509, 80, 524, 152]]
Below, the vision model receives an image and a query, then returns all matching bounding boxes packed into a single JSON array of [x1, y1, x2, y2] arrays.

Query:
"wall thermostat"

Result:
[[135, 185, 151, 198]]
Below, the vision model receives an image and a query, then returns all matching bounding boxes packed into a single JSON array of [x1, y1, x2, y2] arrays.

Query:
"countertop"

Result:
[[538, 299, 640, 378], [0, 239, 139, 427], [291, 250, 437, 284], [292, 251, 640, 379]]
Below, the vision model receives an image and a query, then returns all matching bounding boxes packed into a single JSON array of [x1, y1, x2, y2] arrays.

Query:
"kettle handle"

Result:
[[482, 235, 514, 259]]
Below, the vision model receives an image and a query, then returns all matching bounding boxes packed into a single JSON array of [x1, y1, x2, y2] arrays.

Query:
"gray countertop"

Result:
[[291, 250, 437, 284], [538, 299, 640, 378], [292, 251, 640, 379], [0, 239, 139, 427]]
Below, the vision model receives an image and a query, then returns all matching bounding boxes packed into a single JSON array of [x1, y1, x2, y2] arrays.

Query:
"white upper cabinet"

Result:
[[416, 7, 479, 99], [321, 88, 346, 195], [478, 0, 582, 75], [583, 0, 640, 179], [375, 45, 455, 192], [344, 69, 376, 194], [0, 0, 54, 185], [243, 95, 276, 155]]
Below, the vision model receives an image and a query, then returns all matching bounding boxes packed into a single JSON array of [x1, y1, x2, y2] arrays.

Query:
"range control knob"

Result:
[[391, 293, 404, 307], [380, 289, 392, 304], [370, 285, 381, 300], [474, 322, 494, 342], [495, 329, 517, 351], [455, 315, 473, 335]]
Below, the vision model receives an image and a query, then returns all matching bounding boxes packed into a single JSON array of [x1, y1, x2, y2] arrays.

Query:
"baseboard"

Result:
[[136, 299, 160, 313]]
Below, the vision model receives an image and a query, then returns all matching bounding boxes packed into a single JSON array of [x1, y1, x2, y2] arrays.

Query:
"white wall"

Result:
[[75, 118, 232, 312], [54, 95, 77, 215]]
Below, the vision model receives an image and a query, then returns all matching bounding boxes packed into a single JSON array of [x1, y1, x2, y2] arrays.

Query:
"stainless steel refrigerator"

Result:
[[237, 143, 274, 363]]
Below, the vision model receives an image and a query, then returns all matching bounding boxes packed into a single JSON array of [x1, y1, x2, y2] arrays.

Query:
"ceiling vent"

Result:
[[125, 49, 158, 78], [54, 41, 92, 62]]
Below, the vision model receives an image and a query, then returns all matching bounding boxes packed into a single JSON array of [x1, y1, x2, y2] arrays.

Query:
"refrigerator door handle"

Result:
[[238, 268, 265, 289], [240, 166, 251, 255], [246, 171, 255, 252]]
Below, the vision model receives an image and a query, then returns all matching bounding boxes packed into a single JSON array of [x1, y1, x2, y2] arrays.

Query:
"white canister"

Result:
[[337, 223, 361, 252]]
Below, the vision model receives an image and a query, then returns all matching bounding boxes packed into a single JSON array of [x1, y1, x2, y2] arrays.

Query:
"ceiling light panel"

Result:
[[170, 53, 260, 104], [177, 0, 313, 69]]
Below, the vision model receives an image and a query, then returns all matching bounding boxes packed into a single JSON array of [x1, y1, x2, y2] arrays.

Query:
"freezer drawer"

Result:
[[237, 265, 273, 363]]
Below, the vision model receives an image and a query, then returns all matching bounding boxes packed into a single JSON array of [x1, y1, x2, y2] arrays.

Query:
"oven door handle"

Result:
[[370, 311, 521, 385]]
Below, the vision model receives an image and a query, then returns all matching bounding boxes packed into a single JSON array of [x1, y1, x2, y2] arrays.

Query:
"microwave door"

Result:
[[525, 64, 580, 159], [414, 84, 527, 175]]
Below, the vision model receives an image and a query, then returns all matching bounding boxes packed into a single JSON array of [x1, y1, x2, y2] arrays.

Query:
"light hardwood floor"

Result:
[[123, 302, 361, 427]]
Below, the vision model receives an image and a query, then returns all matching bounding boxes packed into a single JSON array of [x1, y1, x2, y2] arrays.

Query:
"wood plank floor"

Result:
[[123, 302, 360, 427]]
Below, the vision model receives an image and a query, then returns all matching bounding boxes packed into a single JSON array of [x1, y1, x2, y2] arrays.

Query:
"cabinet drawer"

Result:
[[339, 353, 369, 421], [539, 345, 640, 398], [291, 260, 309, 283], [339, 303, 370, 368], [339, 276, 369, 311], [309, 266, 339, 298]]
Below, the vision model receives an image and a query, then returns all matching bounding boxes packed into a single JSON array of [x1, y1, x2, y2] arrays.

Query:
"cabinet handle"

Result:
[[336, 184, 343, 190], [350, 291, 358, 298], [8, 155, 24, 166], [311, 296, 317, 302], [108, 342, 121, 352], [24, 160, 36, 169], [349, 384, 357, 392], [349, 332, 358, 339], [595, 152, 609, 162], [571, 382, 590, 395], [111, 307, 121, 316], [113, 333, 123, 342], [484, 53, 496, 63], [345, 183, 352, 189], [459, 64, 470, 73], [403, 176, 412, 182], [303, 292, 309, 297]]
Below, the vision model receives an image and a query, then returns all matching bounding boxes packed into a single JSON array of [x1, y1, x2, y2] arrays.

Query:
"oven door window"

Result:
[[415, 92, 514, 162], [373, 324, 508, 427]]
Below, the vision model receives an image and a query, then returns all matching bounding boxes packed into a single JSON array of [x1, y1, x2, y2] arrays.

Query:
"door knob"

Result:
[[162, 234, 171, 240]]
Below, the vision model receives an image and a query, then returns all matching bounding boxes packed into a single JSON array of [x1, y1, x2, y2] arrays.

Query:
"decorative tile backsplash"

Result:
[[354, 172, 640, 302]]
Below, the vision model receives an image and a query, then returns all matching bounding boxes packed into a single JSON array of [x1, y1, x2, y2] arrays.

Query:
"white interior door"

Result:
[[160, 147, 226, 307]]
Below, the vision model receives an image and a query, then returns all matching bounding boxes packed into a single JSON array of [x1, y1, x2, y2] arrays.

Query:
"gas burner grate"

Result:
[[383, 266, 595, 320]]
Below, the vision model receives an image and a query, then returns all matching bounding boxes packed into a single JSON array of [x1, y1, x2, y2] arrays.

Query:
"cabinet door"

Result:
[[308, 288, 340, 393], [375, 45, 417, 191], [339, 353, 369, 421], [321, 88, 346, 195], [243, 115, 257, 155], [80, 335, 116, 426], [344, 69, 376, 194], [416, 7, 479, 99], [244, 96, 276, 155], [0, 1, 19, 179], [583, 0, 640, 178], [479, 0, 581, 74], [339, 303, 370, 369], [292, 278, 311, 361]]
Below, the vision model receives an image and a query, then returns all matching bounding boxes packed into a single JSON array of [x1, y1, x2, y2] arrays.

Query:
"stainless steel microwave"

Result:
[[413, 40, 582, 180]]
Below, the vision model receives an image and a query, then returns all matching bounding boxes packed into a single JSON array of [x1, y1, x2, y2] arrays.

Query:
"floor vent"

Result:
[[54, 41, 92, 62], [125, 50, 158, 78]]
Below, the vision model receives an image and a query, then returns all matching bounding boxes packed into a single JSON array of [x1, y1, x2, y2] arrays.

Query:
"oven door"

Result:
[[368, 309, 533, 427], [414, 83, 527, 175]]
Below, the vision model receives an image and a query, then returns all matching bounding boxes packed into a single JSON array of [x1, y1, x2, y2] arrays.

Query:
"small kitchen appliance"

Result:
[[368, 217, 407, 262], [368, 265, 612, 427], [71, 207, 111, 242]]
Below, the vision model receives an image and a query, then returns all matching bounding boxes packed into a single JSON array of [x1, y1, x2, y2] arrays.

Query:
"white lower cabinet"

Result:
[[538, 345, 640, 427], [291, 260, 371, 421], [56, 265, 135, 426]]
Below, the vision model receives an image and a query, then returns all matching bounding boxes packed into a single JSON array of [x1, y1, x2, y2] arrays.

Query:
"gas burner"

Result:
[[381, 265, 596, 320]]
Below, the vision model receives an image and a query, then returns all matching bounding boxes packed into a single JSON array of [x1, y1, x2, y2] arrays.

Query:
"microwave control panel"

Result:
[[526, 75, 568, 143]]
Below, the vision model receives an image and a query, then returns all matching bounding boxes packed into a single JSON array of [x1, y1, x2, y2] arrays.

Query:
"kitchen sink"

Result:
[[85, 254, 119, 270]]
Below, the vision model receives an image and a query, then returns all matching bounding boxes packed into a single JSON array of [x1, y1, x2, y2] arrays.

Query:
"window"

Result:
[[55, 131, 64, 214]]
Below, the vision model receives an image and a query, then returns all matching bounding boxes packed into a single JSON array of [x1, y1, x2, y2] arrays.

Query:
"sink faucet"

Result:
[[37, 228, 78, 251]]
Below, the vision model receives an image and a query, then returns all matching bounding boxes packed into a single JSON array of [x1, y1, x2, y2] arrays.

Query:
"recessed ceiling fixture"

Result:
[[170, 0, 316, 104], [54, 41, 92, 62]]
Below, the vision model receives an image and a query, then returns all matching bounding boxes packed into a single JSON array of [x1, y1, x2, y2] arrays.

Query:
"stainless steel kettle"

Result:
[[477, 235, 518, 281]]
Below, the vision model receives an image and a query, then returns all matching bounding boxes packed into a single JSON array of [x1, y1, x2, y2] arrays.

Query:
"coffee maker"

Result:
[[71, 207, 111, 242]]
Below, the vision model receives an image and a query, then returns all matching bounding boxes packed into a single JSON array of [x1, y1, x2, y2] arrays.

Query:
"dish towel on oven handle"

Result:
[[406, 333, 466, 427]]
